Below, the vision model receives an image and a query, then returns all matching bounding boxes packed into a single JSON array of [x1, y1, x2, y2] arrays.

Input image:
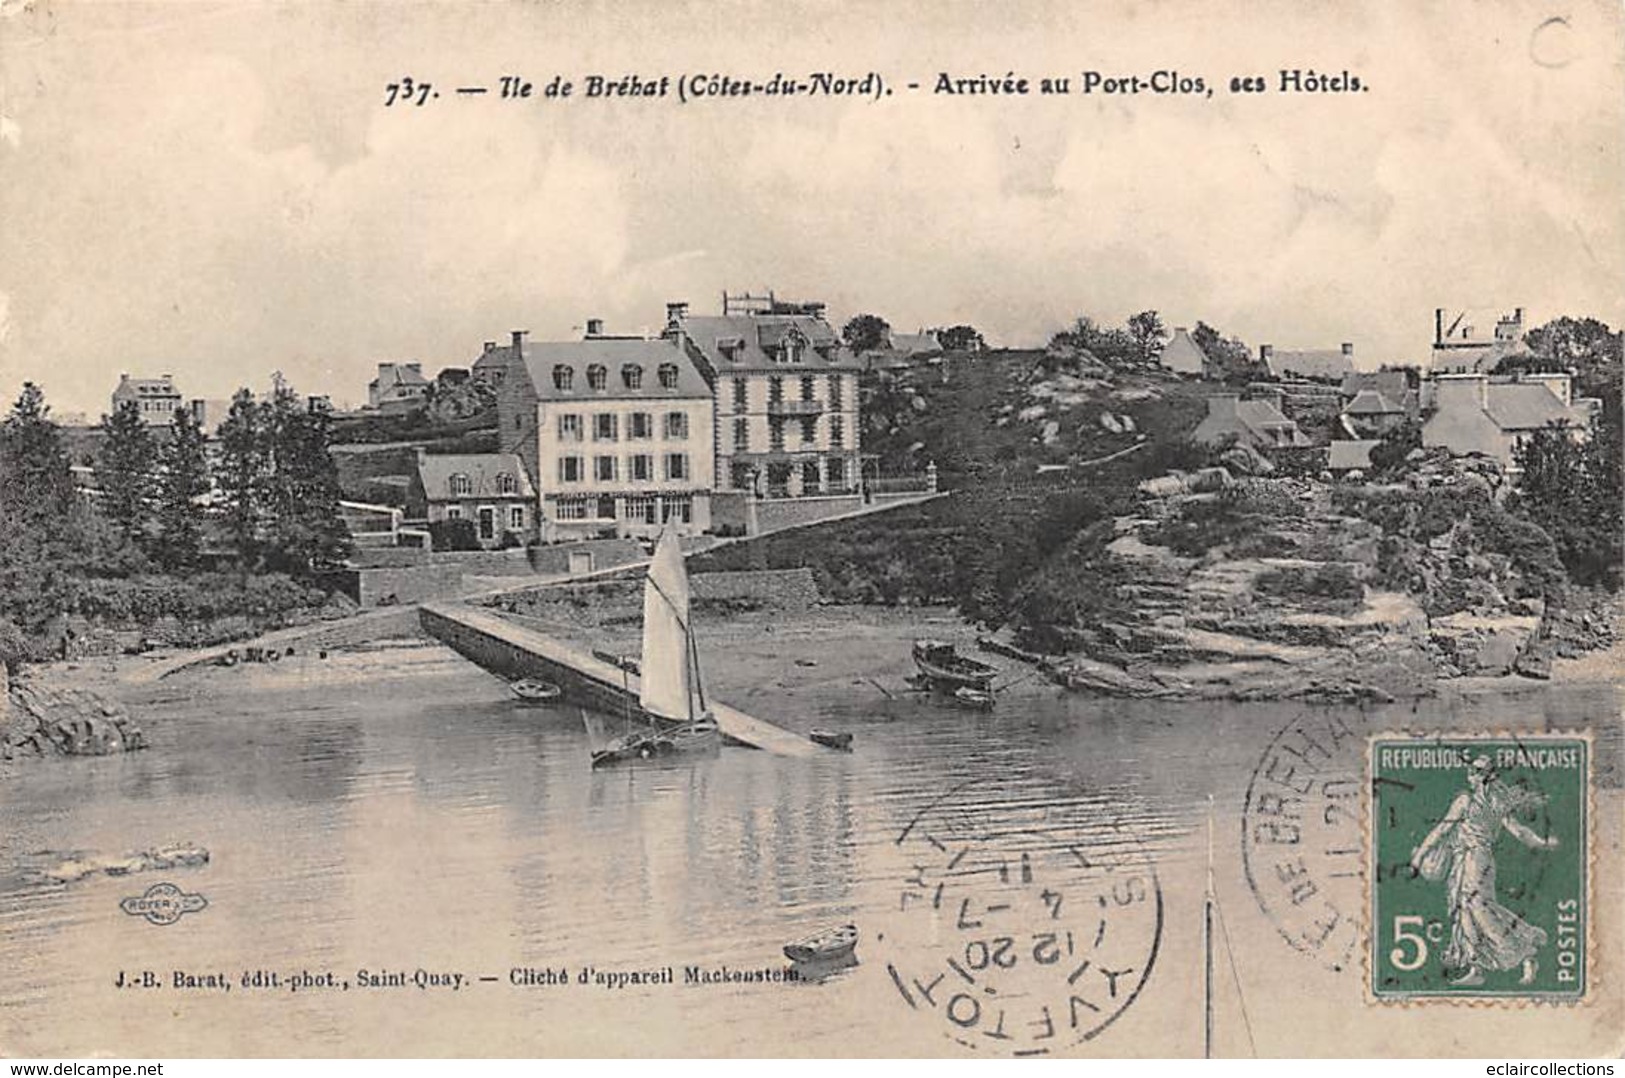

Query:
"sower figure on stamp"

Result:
[[1409, 756, 1558, 986]]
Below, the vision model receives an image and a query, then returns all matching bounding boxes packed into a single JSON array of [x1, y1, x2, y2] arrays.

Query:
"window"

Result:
[[664, 412, 689, 439], [586, 364, 607, 391], [558, 456, 584, 483], [593, 413, 618, 441], [658, 363, 680, 390], [509, 506, 525, 530], [733, 417, 749, 452], [769, 418, 785, 452], [828, 374, 843, 408], [594, 455, 617, 482], [661, 494, 693, 524], [554, 498, 591, 521], [552, 365, 573, 391], [665, 453, 689, 481], [732, 378, 747, 412], [830, 416, 844, 447], [800, 417, 816, 445], [624, 495, 657, 524], [629, 412, 653, 440], [515, 415, 522, 431], [622, 364, 643, 390], [445, 505, 463, 520], [802, 460, 821, 492], [731, 462, 755, 492], [558, 413, 583, 441], [630, 454, 653, 482], [478, 507, 496, 541], [784, 338, 803, 364], [826, 458, 845, 489], [449, 473, 472, 496], [495, 472, 517, 495], [768, 376, 784, 405], [800, 375, 815, 402]]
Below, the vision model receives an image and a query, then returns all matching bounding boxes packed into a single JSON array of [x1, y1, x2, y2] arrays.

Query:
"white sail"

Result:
[[639, 531, 696, 721]]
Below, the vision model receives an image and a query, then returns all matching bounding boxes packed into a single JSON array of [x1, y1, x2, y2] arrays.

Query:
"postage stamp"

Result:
[[1368, 733, 1590, 1002]]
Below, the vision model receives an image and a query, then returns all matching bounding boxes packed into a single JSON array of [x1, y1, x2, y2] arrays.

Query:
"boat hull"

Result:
[[911, 640, 997, 690]]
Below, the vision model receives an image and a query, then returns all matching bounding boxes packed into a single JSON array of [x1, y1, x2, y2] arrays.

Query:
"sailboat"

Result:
[[589, 531, 722, 767]]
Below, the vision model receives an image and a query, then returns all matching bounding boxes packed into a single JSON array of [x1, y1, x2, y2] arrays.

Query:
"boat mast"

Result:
[[1204, 793, 1215, 1059]]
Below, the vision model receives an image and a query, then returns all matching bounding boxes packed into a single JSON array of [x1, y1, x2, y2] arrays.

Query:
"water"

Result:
[[1, 636, 1618, 1057]]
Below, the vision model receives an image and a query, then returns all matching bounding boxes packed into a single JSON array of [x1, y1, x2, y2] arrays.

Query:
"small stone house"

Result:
[[1191, 394, 1312, 450], [405, 450, 537, 548], [1421, 372, 1593, 472]]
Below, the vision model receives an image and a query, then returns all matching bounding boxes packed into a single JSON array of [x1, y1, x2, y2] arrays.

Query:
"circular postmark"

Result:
[[1241, 708, 1372, 972], [874, 781, 1162, 1056]]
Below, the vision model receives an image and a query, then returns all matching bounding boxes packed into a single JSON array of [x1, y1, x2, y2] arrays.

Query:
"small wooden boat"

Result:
[[784, 924, 859, 964], [586, 533, 721, 767], [591, 715, 719, 767], [809, 729, 853, 751], [952, 686, 996, 710], [912, 639, 997, 690], [510, 678, 563, 705]]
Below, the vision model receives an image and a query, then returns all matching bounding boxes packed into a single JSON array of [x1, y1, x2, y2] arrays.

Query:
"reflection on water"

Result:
[[0, 644, 1617, 1057]]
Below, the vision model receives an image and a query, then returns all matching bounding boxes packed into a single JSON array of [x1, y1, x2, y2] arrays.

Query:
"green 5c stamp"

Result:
[[1370, 734, 1588, 1001]]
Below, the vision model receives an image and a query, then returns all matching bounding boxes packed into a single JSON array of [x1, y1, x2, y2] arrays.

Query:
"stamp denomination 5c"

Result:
[[1369, 734, 1589, 1002]]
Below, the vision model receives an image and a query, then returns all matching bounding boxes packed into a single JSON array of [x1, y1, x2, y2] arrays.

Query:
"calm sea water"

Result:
[[1, 638, 1617, 1057]]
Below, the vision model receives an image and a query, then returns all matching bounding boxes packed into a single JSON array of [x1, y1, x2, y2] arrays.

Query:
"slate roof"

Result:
[[677, 314, 862, 373], [1484, 383, 1587, 431], [371, 364, 428, 389], [521, 338, 711, 401], [415, 453, 535, 500], [1344, 389, 1407, 415], [889, 332, 943, 357], [1159, 328, 1210, 376], [1341, 370, 1409, 400], [1264, 349, 1355, 382]]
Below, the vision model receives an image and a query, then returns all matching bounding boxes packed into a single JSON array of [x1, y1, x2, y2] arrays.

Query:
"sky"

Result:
[[1, 0, 1621, 417]]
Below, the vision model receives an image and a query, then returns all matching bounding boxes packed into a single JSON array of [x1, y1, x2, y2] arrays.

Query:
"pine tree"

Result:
[[156, 405, 211, 569], [97, 400, 158, 547], [217, 388, 267, 565], [261, 383, 350, 573], [0, 383, 74, 537]]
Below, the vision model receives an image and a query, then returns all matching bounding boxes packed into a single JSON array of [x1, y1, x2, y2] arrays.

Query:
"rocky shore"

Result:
[[2, 665, 147, 763]]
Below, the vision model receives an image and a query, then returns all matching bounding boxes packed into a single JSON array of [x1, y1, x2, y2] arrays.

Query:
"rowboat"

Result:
[[784, 924, 859, 964], [510, 678, 562, 704], [808, 729, 853, 751], [912, 639, 997, 690]]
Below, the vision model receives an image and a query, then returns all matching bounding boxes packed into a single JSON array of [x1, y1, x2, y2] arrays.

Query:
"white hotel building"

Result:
[[482, 329, 715, 542]]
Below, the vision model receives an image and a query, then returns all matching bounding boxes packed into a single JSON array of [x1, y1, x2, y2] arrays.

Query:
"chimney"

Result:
[[378, 362, 391, 375], [1514, 307, 1525, 324], [414, 446, 428, 465], [1435, 309, 1445, 346], [405, 362, 421, 373], [805, 302, 827, 320], [666, 301, 689, 324], [483, 341, 496, 354], [1259, 344, 1274, 362], [585, 318, 605, 338], [511, 329, 528, 356], [1341, 342, 1354, 356]]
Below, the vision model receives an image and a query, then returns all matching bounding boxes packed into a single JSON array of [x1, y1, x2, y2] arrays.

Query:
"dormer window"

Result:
[[450, 473, 472, 496], [552, 365, 573, 391], [783, 339, 803, 364], [658, 363, 680, 390], [495, 472, 517, 495], [587, 364, 607, 391], [622, 364, 643, 390], [718, 337, 743, 362]]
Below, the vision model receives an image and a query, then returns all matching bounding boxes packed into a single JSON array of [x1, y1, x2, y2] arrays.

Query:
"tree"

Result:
[[96, 400, 158, 547], [1192, 321, 1260, 383], [936, 324, 985, 353], [1367, 418, 1423, 478], [217, 388, 268, 564], [1126, 310, 1169, 365], [262, 384, 351, 572], [156, 405, 211, 570], [1046, 316, 1136, 371], [841, 313, 891, 355], [1510, 422, 1622, 589], [0, 383, 74, 536]]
